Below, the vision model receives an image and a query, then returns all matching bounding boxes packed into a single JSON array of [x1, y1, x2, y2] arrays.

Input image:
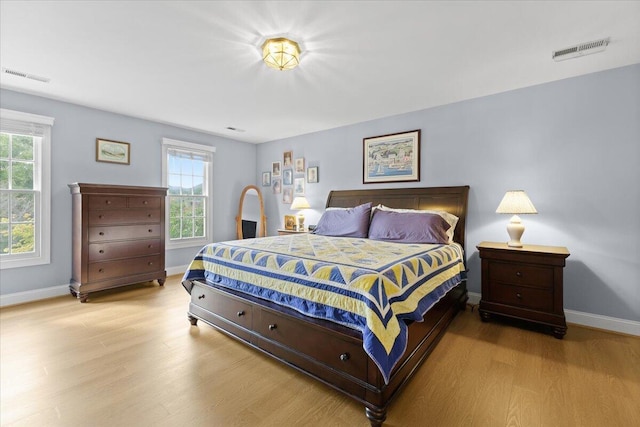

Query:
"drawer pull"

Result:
[[106, 200, 111, 205], [143, 200, 148, 205], [339, 353, 350, 362], [516, 293, 522, 299], [268, 324, 277, 331], [98, 268, 104, 273], [99, 232, 105, 236], [148, 229, 153, 233], [516, 271, 522, 277], [148, 262, 153, 266], [148, 244, 153, 248], [98, 215, 104, 219], [237, 310, 245, 317], [198, 294, 205, 300], [99, 249, 104, 254], [148, 214, 152, 218]]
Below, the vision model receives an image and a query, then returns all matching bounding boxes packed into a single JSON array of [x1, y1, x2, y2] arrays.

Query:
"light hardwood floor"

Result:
[[1, 276, 639, 427]]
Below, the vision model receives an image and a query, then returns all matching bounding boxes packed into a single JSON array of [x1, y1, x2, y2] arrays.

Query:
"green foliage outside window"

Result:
[[167, 149, 207, 241], [0, 132, 36, 255]]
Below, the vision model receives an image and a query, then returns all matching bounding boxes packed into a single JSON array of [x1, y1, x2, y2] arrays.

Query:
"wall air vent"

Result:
[[2, 67, 51, 83], [552, 38, 610, 61]]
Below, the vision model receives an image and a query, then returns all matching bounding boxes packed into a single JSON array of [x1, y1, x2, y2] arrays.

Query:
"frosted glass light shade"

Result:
[[496, 190, 537, 247], [262, 37, 301, 71]]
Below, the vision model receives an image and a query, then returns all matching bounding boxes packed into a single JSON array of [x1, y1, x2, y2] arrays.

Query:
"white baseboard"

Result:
[[466, 291, 639, 336], [0, 284, 69, 307], [166, 265, 188, 277], [0, 266, 189, 308]]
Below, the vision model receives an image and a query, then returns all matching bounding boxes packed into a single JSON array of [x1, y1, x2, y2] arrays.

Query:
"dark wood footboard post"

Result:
[[365, 406, 386, 427]]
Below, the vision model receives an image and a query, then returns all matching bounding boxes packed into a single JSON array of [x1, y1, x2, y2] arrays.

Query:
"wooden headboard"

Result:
[[325, 186, 470, 252]]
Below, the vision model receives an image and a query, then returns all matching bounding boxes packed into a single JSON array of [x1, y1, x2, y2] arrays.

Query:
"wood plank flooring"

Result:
[[1, 276, 639, 426]]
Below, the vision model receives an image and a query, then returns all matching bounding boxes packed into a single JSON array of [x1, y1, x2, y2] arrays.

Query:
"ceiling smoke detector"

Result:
[[552, 38, 610, 61], [2, 67, 51, 83]]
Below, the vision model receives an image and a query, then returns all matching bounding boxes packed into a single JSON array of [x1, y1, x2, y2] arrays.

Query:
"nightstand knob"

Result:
[[268, 324, 277, 331], [237, 310, 245, 317], [340, 353, 350, 362], [516, 271, 522, 277], [516, 293, 522, 299]]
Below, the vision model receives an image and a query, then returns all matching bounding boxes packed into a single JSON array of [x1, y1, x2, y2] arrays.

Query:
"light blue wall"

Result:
[[257, 64, 640, 322], [0, 89, 256, 295]]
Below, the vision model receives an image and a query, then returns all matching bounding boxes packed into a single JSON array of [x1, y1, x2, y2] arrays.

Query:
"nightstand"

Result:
[[477, 241, 570, 338], [277, 229, 309, 236]]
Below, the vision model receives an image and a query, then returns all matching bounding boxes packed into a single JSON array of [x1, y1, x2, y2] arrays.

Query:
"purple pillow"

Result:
[[368, 210, 451, 244], [313, 203, 372, 237]]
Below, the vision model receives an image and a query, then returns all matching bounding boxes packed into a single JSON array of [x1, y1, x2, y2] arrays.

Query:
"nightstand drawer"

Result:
[[491, 283, 553, 311], [488, 262, 553, 289]]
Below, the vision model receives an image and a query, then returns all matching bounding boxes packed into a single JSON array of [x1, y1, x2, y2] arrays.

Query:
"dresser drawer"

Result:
[[89, 224, 161, 242], [256, 308, 367, 380], [490, 282, 553, 312], [128, 196, 161, 209], [89, 209, 161, 225], [488, 261, 553, 289], [89, 195, 127, 210], [190, 284, 253, 330], [88, 255, 162, 281], [89, 239, 162, 261]]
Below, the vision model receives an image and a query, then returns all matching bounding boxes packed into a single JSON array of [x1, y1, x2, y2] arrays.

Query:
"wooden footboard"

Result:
[[187, 279, 467, 426]]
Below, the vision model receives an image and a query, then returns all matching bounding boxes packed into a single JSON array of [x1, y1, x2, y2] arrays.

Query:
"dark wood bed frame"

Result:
[[185, 186, 470, 426]]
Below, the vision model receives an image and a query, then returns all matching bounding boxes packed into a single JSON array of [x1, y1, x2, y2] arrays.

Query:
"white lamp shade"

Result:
[[496, 190, 537, 214], [290, 197, 310, 210]]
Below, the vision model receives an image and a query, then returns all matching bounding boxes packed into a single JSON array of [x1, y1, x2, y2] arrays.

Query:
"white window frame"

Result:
[[0, 108, 54, 269], [161, 138, 215, 250]]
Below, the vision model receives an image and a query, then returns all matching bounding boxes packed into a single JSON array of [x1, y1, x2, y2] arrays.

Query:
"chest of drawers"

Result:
[[69, 183, 167, 302], [477, 241, 570, 338]]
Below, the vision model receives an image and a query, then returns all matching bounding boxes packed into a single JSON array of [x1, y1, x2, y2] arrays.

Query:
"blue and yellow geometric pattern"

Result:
[[183, 234, 465, 384]]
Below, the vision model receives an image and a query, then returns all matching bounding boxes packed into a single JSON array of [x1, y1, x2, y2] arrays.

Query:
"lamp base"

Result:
[[506, 215, 525, 248], [296, 213, 305, 232]]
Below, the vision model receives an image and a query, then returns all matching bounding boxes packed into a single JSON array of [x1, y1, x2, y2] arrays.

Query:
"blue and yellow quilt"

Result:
[[182, 234, 465, 384]]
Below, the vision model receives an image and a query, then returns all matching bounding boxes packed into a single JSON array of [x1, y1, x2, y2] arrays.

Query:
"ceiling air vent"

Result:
[[2, 67, 51, 83], [552, 38, 610, 61]]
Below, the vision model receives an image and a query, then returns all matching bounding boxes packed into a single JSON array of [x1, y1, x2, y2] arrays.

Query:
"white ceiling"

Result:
[[1, 1, 639, 144]]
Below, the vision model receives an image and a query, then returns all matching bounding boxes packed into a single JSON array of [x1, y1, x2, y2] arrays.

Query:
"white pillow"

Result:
[[374, 204, 459, 243]]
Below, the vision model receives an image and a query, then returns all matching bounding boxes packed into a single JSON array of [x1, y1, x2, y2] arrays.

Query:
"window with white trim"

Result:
[[0, 109, 54, 269], [161, 138, 215, 249]]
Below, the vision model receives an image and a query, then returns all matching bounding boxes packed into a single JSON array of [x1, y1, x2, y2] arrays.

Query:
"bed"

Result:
[[182, 186, 469, 426]]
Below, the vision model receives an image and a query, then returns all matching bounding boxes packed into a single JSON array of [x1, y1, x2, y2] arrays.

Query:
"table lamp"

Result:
[[495, 190, 537, 247], [290, 196, 311, 231]]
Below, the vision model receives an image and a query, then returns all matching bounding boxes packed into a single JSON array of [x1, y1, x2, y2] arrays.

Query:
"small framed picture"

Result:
[[294, 177, 305, 196], [283, 188, 293, 204], [272, 178, 281, 194], [262, 172, 271, 187], [283, 169, 293, 185], [272, 161, 281, 177], [283, 151, 293, 167], [284, 214, 296, 230], [96, 138, 130, 165], [307, 166, 318, 183], [295, 157, 305, 173]]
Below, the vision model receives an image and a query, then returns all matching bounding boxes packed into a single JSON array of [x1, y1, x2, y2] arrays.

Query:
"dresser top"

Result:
[[477, 241, 570, 256], [68, 182, 168, 195]]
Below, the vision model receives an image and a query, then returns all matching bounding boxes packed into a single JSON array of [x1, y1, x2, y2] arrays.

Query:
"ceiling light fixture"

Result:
[[261, 37, 301, 71]]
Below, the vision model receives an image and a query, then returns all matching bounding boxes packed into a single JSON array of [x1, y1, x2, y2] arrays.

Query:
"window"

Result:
[[0, 109, 54, 269], [161, 138, 215, 249]]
